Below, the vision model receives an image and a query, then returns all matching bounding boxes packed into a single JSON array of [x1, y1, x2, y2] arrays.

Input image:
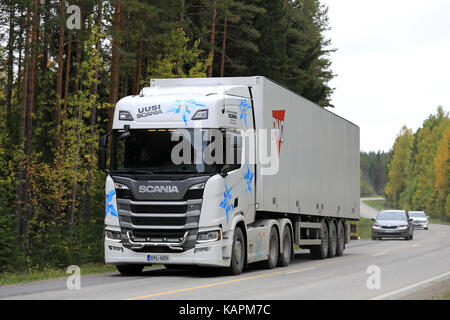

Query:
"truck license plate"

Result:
[[147, 254, 169, 263]]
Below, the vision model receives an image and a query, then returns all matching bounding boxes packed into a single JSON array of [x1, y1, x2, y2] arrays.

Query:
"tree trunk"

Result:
[[85, 0, 103, 219], [61, 30, 72, 141], [108, 1, 123, 134], [55, 0, 66, 148], [15, 8, 31, 245], [220, 15, 227, 77], [180, 0, 185, 23], [207, 2, 216, 77], [135, 39, 143, 94], [6, 1, 15, 129]]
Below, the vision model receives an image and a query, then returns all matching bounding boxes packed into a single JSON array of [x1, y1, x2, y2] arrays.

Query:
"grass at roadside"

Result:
[[0, 263, 118, 286], [357, 217, 373, 239], [362, 199, 391, 211]]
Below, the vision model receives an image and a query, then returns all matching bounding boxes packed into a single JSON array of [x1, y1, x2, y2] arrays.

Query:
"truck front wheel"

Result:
[[116, 264, 144, 276], [228, 227, 246, 275]]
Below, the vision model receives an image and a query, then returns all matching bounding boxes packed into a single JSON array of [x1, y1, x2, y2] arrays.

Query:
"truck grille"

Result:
[[116, 199, 201, 252], [131, 216, 186, 226], [130, 204, 187, 214]]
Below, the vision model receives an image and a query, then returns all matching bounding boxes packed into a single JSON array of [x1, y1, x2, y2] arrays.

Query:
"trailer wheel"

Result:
[[328, 221, 337, 258], [336, 220, 345, 257], [228, 227, 246, 275], [116, 264, 144, 276], [310, 220, 329, 259], [278, 226, 292, 267], [263, 226, 279, 269]]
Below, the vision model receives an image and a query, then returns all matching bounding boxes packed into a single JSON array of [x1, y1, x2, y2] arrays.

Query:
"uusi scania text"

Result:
[[98, 76, 360, 275]]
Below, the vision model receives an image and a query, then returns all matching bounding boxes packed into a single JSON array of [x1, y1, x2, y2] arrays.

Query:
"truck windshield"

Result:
[[111, 129, 219, 175]]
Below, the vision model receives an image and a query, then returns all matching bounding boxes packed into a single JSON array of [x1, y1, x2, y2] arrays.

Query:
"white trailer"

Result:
[[99, 76, 359, 275]]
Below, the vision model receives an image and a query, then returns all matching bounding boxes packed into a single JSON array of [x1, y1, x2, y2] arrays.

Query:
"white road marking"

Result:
[[284, 267, 316, 275], [373, 252, 387, 256], [370, 270, 450, 300]]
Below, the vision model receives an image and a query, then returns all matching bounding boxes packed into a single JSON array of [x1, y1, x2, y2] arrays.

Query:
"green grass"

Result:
[[357, 217, 373, 239], [362, 199, 392, 211], [0, 263, 117, 286]]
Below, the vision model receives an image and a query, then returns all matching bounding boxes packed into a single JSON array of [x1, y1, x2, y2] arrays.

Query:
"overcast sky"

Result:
[[321, 0, 450, 152]]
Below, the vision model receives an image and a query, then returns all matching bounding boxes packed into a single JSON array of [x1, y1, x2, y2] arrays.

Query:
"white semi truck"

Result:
[[98, 76, 360, 275]]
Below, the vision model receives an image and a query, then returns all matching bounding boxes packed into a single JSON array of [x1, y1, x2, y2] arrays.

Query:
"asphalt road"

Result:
[[2, 221, 449, 300], [360, 197, 384, 219]]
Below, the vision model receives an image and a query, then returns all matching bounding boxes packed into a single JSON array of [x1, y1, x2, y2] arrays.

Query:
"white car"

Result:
[[408, 211, 429, 230]]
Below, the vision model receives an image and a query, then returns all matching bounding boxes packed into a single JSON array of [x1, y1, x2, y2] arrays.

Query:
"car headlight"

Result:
[[197, 229, 221, 243], [372, 222, 381, 229], [398, 226, 408, 230]]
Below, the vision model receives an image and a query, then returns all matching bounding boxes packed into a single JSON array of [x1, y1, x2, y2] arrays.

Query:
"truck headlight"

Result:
[[192, 109, 208, 120], [119, 110, 134, 121], [189, 182, 205, 190], [197, 229, 221, 243], [105, 230, 122, 242]]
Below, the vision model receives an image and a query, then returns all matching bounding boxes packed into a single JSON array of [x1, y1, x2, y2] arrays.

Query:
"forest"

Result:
[[384, 107, 449, 221], [0, 0, 335, 272]]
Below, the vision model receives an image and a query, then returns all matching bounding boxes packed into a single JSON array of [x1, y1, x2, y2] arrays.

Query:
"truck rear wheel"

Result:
[[116, 264, 144, 276], [262, 226, 279, 269], [228, 227, 246, 275], [310, 220, 329, 259], [278, 226, 292, 267], [328, 220, 337, 258], [336, 220, 345, 257]]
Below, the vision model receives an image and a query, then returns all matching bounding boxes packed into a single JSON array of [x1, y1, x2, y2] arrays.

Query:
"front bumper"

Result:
[[413, 222, 428, 229], [372, 228, 409, 238], [105, 232, 233, 267]]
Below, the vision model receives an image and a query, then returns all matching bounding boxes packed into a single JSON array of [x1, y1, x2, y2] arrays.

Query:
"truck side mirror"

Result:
[[98, 134, 109, 171]]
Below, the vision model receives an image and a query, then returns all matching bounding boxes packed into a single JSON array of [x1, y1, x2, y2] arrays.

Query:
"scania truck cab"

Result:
[[99, 77, 360, 275]]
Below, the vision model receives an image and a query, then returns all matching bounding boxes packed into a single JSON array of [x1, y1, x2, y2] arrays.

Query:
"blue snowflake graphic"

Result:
[[105, 190, 118, 217], [243, 165, 254, 194], [219, 183, 234, 223], [166, 99, 208, 125], [239, 99, 252, 128]]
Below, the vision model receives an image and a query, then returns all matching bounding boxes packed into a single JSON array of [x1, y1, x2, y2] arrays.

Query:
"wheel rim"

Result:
[[269, 233, 278, 262], [234, 238, 243, 265], [322, 225, 328, 254], [284, 230, 291, 259]]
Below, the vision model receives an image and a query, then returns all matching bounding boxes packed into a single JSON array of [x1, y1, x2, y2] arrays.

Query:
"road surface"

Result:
[[1, 223, 449, 300], [360, 197, 384, 219]]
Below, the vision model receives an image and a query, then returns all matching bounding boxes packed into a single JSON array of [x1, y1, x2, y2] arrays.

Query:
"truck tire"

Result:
[[336, 220, 345, 257], [278, 226, 292, 267], [228, 227, 246, 275], [116, 264, 144, 276], [262, 226, 279, 269], [310, 220, 329, 260], [328, 220, 337, 258]]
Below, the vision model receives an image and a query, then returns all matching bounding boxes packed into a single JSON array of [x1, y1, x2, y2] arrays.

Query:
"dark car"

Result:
[[371, 210, 414, 240]]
